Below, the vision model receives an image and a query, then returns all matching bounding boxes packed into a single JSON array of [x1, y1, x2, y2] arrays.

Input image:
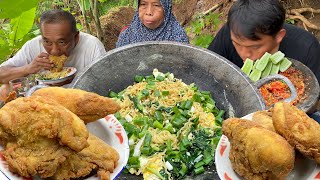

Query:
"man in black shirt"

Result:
[[208, 0, 320, 83]]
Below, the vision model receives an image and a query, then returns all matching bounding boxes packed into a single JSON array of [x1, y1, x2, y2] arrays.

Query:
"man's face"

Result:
[[139, 0, 165, 30], [231, 30, 284, 62], [41, 21, 79, 57]]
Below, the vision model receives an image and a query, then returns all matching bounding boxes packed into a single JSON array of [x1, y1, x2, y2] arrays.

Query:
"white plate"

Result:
[[36, 67, 77, 85], [215, 113, 320, 180], [0, 114, 129, 180]]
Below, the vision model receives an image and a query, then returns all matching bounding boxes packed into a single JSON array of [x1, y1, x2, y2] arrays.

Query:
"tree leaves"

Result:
[[0, 0, 39, 62], [0, 0, 39, 18], [187, 12, 221, 48], [9, 7, 37, 45]]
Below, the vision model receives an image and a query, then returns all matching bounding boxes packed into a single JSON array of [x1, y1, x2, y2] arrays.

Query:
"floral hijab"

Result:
[[116, 0, 189, 47]]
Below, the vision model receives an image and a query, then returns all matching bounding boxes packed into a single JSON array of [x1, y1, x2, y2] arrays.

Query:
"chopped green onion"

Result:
[[154, 90, 161, 97], [162, 91, 169, 96], [141, 89, 149, 97], [109, 91, 118, 98], [171, 115, 187, 128], [179, 163, 188, 176], [184, 100, 193, 110], [194, 161, 205, 168], [164, 123, 175, 134], [153, 120, 163, 129], [194, 166, 205, 174], [156, 75, 165, 81], [145, 75, 154, 81], [134, 75, 144, 82], [154, 111, 164, 122]]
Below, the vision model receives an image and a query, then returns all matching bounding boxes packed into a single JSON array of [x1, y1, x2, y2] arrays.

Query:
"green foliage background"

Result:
[[0, 0, 40, 64]]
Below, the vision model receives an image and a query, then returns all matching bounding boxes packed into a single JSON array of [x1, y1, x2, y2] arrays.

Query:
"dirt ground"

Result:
[[282, 0, 320, 40], [99, 6, 135, 50], [99, 0, 320, 50]]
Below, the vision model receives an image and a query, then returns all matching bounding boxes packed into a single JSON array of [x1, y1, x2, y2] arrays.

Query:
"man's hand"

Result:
[[26, 52, 54, 74]]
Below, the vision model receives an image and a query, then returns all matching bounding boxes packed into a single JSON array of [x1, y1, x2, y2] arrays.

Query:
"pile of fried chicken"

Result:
[[223, 102, 320, 180], [0, 87, 121, 180]]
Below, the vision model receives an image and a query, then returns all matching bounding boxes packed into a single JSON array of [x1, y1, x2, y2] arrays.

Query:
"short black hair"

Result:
[[40, 9, 77, 33], [227, 0, 285, 40]]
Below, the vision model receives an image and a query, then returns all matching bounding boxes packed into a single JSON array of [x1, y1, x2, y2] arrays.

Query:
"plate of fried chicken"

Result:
[[215, 102, 320, 180], [0, 87, 129, 180]]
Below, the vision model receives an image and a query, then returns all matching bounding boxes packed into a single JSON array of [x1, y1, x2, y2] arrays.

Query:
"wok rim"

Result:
[[71, 41, 266, 114]]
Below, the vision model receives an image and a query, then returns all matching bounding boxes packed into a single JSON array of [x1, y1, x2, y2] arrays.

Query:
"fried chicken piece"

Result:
[[52, 133, 119, 180], [252, 110, 275, 132], [222, 118, 295, 180], [49, 54, 67, 72], [3, 139, 72, 178], [0, 96, 89, 178], [272, 102, 320, 163], [32, 87, 121, 123]]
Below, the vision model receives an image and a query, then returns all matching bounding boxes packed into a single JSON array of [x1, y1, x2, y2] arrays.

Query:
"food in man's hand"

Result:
[[111, 69, 224, 179], [49, 54, 67, 72], [272, 102, 320, 164], [52, 133, 119, 180], [252, 110, 275, 132], [0, 96, 89, 178], [32, 87, 121, 123], [222, 118, 295, 180]]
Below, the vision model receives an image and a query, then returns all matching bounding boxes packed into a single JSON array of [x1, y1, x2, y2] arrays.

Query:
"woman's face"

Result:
[[139, 0, 165, 29]]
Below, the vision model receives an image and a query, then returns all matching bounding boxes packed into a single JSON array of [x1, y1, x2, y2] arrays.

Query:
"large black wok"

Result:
[[71, 41, 266, 179]]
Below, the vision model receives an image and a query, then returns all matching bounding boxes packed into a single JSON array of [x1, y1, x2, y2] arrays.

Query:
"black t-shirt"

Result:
[[208, 23, 320, 83]]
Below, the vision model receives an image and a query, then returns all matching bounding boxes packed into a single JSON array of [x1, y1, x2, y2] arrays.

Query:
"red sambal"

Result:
[[259, 66, 305, 106]]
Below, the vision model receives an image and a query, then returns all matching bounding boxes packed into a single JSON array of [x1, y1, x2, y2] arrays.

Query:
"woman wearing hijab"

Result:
[[116, 0, 189, 47]]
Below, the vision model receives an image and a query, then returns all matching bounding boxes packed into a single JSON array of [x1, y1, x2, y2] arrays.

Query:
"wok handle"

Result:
[[254, 74, 298, 105]]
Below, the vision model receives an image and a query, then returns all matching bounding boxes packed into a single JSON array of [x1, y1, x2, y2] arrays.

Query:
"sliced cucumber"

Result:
[[261, 61, 273, 78], [252, 59, 260, 70], [270, 63, 280, 75], [270, 51, 285, 64], [249, 69, 262, 82], [279, 57, 292, 72], [241, 58, 254, 76], [256, 52, 271, 71]]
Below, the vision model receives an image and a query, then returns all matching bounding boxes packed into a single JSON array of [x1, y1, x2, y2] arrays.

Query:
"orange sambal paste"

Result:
[[259, 67, 305, 106]]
